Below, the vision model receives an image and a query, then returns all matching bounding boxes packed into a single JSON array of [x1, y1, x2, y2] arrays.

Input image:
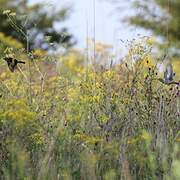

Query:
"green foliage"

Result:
[[0, 0, 74, 50], [128, 0, 180, 52]]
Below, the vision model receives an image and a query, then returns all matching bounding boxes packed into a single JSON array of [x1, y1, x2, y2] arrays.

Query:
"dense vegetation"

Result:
[[0, 39, 179, 179], [128, 0, 180, 51], [0, 2, 180, 180], [0, 0, 74, 50]]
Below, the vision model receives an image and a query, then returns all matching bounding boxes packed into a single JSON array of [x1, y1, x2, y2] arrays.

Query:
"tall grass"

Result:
[[0, 43, 179, 179]]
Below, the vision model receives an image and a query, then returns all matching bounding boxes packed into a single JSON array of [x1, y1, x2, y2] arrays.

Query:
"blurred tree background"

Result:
[[0, 0, 74, 51], [128, 0, 180, 57]]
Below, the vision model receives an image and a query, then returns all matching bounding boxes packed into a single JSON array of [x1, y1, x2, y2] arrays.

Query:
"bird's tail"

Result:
[[17, 61, 25, 64]]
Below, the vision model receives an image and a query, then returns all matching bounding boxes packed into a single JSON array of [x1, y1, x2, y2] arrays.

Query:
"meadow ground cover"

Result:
[[0, 38, 179, 179]]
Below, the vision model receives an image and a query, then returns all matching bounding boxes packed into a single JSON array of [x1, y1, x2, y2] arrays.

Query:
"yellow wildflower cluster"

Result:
[[103, 70, 115, 79], [57, 51, 85, 77], [142, 55, 155, 68], [67, 87, 79, 101], [32, 49, 47, 58], [3, 99, 36, 130], [0, 32, 23, 49], [30, 133, 44, 146], [74, 132, 102, 145]]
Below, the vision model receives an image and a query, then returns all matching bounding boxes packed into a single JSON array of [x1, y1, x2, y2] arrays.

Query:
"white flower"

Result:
[[3, 10, 11, 15]]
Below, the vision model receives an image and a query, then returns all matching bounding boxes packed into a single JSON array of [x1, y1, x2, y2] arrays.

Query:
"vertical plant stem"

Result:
[[26, 31, 32, 104]]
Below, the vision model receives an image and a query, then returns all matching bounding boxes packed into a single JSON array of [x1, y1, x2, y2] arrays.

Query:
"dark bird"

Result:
[[159, 63, 179, 85], [3, 57, 25, 72]]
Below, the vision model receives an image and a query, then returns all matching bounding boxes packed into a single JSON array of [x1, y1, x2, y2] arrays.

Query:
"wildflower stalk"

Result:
[[26, 32, 32, 104]]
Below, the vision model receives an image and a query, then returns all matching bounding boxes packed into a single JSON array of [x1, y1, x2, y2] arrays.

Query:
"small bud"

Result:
[[64, 121, 67, 126], [95, 142, 98, 146]]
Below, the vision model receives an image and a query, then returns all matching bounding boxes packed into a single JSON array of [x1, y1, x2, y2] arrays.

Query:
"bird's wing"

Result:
[[164, 63, 173, 81], [8, 64, 15, 72], [4, 57, 12, 64]]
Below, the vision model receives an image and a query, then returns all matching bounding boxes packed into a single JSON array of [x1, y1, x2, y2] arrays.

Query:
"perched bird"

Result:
[[3, 57, 25, 72], [159, 63, 179, 85]]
